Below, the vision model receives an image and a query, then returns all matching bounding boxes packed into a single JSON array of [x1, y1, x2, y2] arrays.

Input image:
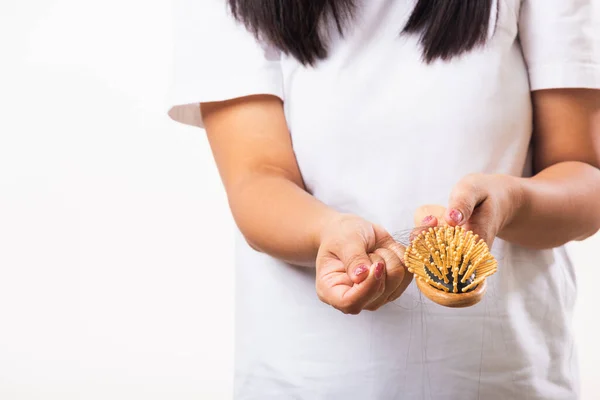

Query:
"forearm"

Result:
[[228, 170, 340, 266], [200, 96, 342, 266], [500, 161, 600, 248]]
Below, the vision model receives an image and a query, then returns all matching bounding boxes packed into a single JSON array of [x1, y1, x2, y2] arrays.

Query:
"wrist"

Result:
[[312, 209, 346, 253], [499, 174, 529, 233]]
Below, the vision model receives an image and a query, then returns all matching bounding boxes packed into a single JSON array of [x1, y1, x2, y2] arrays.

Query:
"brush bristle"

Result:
[[404, 226, 497, 293]]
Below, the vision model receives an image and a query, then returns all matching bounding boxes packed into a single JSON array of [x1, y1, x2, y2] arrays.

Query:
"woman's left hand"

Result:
[[414, 173, 524, 248]]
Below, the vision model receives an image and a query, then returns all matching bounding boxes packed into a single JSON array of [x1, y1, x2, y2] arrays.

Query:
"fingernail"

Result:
[[354, 265, 368, 277], [449, 209, 463, 224], [422, 215, 434, 224], [374, 262, 384, 280]]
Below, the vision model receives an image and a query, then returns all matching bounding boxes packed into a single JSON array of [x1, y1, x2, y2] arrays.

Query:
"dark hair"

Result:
[[228, 0, 496, 65]]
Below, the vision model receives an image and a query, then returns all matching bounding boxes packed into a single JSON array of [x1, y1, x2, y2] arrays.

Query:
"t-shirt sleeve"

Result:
[[518, 0, 600, 91], [167, 0, 283, 128]]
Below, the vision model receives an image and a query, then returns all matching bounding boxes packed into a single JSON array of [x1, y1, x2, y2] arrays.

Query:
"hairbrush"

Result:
[[404, 225, 497, 308]]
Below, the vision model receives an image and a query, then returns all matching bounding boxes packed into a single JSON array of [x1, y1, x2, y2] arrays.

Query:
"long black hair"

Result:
[[228, 0, 496, 65]]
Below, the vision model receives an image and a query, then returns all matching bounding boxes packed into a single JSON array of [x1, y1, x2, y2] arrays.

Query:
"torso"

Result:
[[234, 1, 579, 398]]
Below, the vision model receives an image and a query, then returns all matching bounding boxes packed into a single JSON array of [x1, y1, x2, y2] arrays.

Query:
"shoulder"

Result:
[[516, 0, 600, 91], [169, 0, 283, 128]]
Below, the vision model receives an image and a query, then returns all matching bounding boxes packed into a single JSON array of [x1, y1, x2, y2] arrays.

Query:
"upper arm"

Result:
[[531, 89, 600, 172], [519, 0, 600, 171], [167, 0, 302, 190], [201, 96, 305, 191], [168, 0, 284, 128]]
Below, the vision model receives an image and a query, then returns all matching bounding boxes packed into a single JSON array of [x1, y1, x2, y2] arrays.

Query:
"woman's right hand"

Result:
[[315, 214, 413, 314]]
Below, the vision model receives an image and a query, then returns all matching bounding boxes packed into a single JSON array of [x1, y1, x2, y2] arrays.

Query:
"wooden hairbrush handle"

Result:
[[416, 275, 487, 308]]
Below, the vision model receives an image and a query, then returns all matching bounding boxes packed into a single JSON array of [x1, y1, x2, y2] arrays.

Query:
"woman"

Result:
[[169, 0, 600, 398]]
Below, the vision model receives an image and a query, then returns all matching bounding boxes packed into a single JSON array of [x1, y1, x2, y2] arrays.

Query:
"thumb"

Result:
[[413, 204, 446, 227], [338, 241, 381, 285], [445, 176, 486, 227], [410, 204, 446, 242]]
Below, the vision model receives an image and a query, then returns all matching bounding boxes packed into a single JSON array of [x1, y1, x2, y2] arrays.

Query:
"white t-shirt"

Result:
[[168, 1, 600, 398]]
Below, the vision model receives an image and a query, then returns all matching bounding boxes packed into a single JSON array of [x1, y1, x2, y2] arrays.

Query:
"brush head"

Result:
[[404, 225, 497, 308]]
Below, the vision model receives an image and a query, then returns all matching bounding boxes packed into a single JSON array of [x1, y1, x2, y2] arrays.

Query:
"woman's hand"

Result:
[[315, 214, 412, 315], [415, 174, 524, 247]]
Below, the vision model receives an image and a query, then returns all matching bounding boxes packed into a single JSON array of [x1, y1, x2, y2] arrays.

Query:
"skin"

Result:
[[201, 89, 600, 315]]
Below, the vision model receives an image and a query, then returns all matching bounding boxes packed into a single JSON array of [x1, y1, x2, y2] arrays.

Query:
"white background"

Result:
[[0, 0, 598, 399]]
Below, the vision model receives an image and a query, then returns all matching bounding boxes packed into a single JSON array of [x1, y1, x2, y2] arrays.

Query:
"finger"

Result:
[[366, 252, 387, 299], [445, 174, 488, 227], [332, 261, 385, 314], [380, 238, 412, 304], [362, 252, 389, 311], [379, 236, 406, 264], [463, 200, 496, 247], [365, 247, 405, 311], [374, 246, 405, 278], [315, 258, 382, 314], [386, 267, 413, 303], [372, 223, 407, 269]]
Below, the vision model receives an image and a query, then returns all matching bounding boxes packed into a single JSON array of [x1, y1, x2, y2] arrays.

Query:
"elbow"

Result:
[[231, 213, 266, 254], [244, 235, 265, 254], [574, 227, 600, 243], [574, 165, 600, 241], [573, 207, 600, 242]]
